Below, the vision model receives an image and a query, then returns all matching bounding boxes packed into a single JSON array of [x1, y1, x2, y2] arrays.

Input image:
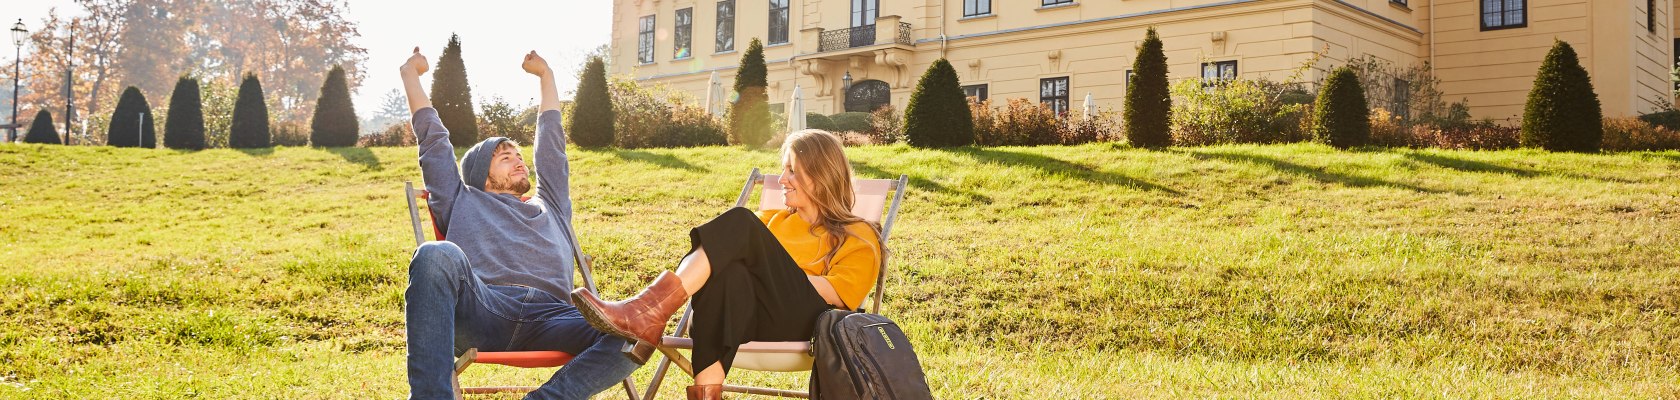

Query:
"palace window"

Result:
[[769, 0, 790, 44], [674, 8, 693, 59], [1040, 77, 1070, 115], [1481, 0, 1526, 31], [716, 1, 735, 52], [964, 0, 991, 17], [638, 15, 655, 64]]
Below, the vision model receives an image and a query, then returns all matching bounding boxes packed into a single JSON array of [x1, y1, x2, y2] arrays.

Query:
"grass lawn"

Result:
[[1, 142, 1677, 398]]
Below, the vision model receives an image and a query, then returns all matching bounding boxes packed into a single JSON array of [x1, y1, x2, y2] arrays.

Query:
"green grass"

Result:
[[1, 143, 1678, 398]]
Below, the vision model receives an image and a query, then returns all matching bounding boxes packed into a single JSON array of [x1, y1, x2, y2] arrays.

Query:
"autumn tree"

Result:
[[4, 2, 127, 137], [6, 0, 367, 132]]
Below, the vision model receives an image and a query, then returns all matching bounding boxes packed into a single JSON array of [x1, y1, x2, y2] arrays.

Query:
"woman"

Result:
[[571, 129, 882, 400]]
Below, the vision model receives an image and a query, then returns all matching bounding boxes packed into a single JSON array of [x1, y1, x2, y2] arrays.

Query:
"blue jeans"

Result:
[[405, 241, 639, 400]]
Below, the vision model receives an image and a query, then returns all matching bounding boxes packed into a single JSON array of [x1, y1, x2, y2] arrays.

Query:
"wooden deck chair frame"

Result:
[[639, 168, 909, 399], [404, 181, 638, 399]]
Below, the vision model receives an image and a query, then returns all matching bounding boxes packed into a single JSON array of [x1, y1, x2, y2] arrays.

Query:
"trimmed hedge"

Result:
[[311, 65, 360, 147], [164, 76, 207, 150], [230, 73, 271, 148], [903, 58, 974, 147], [1312, 66, 1370, 149], [806, 112, 836, 131], [107, 86, 157, 148], [830, 112, 872, 133], [1522, 39, 1602, 152], [1124, 27, 1172, 148], [23, 109, 60, 144]]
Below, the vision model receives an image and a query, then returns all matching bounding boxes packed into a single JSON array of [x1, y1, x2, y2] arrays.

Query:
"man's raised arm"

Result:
[[523, 51, 573, 218], [404, 47, 465, 233]]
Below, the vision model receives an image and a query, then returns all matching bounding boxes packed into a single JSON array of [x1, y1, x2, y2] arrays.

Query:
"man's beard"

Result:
[[488, 174, 532, 195]]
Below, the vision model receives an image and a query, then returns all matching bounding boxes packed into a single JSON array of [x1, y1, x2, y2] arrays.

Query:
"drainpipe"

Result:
[[939, 6, 949, 57], [1429, 0, 1436, 67]]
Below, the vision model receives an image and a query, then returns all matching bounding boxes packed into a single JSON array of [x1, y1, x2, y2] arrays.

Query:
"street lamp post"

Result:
[[9, 19, 26, 144]]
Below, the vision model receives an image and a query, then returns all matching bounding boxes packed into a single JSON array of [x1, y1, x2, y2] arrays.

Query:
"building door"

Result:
[[845, 79, 891, 112], [850, 0, 878, 47]]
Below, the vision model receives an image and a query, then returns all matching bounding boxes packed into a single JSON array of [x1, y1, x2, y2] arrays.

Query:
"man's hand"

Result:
[[526, 51, 561, 113], [522, 51, 552, 77], [401, 47, 434, 113], [402, 47, 430, 76]]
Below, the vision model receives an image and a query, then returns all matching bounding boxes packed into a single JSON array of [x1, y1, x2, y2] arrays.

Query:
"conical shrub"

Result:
[[431, 34, 478, 147], [311, 65, 359, 147], [1312, 66, 1370, 149], [729, 38, 772, 147], [1125, 27, 1172, 148], [569, 56, 614, 148], [164, 76, 206, 150], [23, 109, 60, 144], [108, 86, 157, 148], [230, 73, 271, 148], [903, 58, 973, 147], [1522, 39, 1602, 152]]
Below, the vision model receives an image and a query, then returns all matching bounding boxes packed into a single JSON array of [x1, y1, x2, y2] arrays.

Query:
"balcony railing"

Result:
[[818, 22, 911, 52]]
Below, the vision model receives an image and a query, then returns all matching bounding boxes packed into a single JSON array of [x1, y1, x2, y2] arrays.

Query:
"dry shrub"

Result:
[[1602, 117, 1680, 151], [868, 107, 904, 144], [359, 122, 416, 147], [970, 98, 1118, 146], [608, 77, 727, 149], [1069, 110, 1122, 144], [1368, 117, 1520, 150], [1170, 78, 1310, 146], [1367, 109, 1407, 147], [836, 131, 876, 146], [271, 120, 310, 147], [977, 98, 1061, 146]]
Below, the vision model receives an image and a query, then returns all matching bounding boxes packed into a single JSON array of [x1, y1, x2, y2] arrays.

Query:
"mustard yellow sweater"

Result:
[[758, 209, 881, 310]]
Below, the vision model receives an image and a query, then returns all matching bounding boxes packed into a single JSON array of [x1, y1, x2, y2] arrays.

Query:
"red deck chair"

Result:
[[404, 181, 638, 399]]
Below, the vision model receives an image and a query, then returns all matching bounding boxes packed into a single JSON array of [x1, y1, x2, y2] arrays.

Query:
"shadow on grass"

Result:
[[851, 161, 994, 205], [946, 147, 1183, 195], [1404, 150, 1648, 184], [1185, 149, 1450, 194], [1402, 152, 1539, 177], [325, 147, 383, 171], [609, 149, 707, 173], [235, 147, 275, 156]]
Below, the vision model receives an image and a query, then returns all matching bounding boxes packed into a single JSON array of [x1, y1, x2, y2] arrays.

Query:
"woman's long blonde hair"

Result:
[[781, 129, 882, 273]]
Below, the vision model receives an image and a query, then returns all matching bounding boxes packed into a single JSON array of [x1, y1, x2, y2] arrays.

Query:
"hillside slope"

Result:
[[1, 143, 1677, 398]]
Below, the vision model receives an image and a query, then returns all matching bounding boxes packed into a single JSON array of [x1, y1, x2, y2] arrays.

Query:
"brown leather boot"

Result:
[[686, 384, 722, 400], [571, 271, 688, 360]]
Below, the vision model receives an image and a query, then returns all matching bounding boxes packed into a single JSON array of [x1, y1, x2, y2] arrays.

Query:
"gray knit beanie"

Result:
[[460, 137, 510, 191]]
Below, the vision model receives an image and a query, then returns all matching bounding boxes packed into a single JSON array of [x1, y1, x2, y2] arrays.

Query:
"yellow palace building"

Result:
[[610, 0, 1677, 122]]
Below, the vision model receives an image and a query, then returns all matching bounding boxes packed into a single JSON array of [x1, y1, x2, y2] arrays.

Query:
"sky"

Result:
[[6, 0, 614, 115]]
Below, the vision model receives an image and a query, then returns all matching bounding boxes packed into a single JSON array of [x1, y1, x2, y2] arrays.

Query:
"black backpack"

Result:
[[809, 309, 934, 400]]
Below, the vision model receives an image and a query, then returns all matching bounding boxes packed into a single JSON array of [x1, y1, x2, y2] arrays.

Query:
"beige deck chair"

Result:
[[639, 168, 910, 399], [403, 182, 638, 399]]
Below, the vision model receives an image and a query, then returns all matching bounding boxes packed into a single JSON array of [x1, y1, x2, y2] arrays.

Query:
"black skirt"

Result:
[[686, 207, 833, 374]]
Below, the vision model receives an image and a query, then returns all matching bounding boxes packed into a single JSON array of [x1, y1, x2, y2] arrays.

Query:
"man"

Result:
[[399, 47, 637, 399]]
